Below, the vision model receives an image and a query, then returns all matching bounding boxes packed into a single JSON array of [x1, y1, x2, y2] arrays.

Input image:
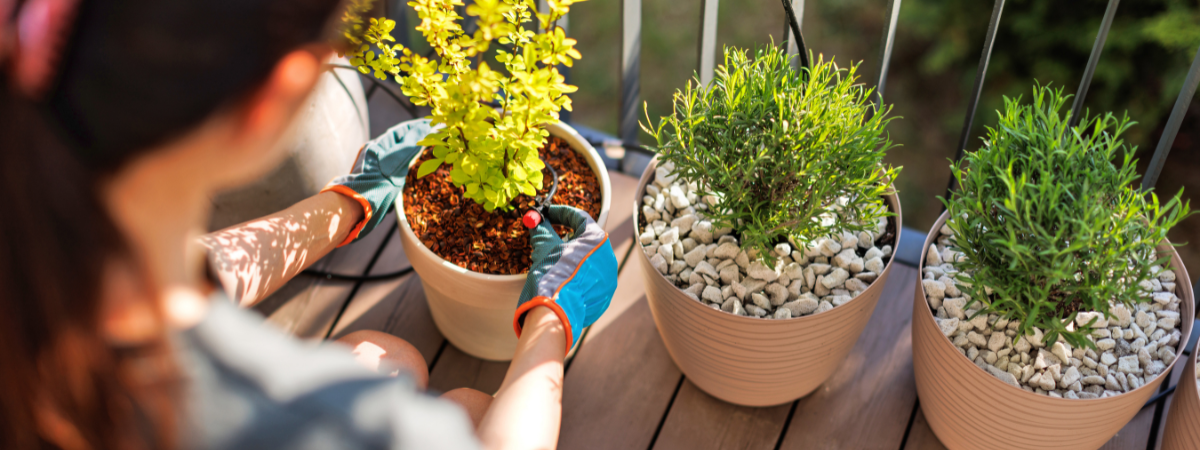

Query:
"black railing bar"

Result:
[[697, 0, 720, 86], [781, 0, 803, 70], [1141, 382, 1177, 410], [359, 72, 420, 117], [619, 0, 642, 147], [1068, 0, 1119, 129], [781, 0, 809, 71], [943, 0, 1005, 199], [871, 0, 902, 119], [1142, 43, 1200, 192], [324, 63, 419, 118]]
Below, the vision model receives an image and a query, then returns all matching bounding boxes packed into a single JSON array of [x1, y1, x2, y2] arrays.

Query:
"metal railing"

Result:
[[360, 1, 1200, 445]]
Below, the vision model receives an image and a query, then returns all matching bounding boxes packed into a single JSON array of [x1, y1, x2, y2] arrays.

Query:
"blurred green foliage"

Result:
[[897, 0, 1200, 150]]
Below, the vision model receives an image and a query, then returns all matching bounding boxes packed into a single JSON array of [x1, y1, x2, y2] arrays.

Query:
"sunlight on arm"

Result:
[[199, 191, 364, 307]]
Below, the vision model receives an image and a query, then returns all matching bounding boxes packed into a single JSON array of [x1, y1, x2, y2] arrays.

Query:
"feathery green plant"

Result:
[[943, 84, 1192, 349], [341, 0, 582, 211], [642, 44, 899, 261]]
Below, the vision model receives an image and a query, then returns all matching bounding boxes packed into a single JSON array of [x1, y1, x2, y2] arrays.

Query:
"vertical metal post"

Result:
[[1141, 44, 1200, 192], [782, 0, 803, 70], [697, 0, 720, 86], [1069, 0, 1119, 128], [620, 0, 642, 146], [875, 0, 902, 107], [945, 0, 1005, 197]]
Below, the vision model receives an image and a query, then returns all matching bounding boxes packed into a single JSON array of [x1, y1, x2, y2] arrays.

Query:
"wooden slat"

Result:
[[427, 346, 510, 395], [253, 212, 397, 338], [327, 226, 450, 364], [776, 264, 919, 449], [653, 380, 792, 450], [559, 250, 682, 449], [903, 409, 947, 450], [605, 172, 640, 258], [1099, 405, 1156, 450]]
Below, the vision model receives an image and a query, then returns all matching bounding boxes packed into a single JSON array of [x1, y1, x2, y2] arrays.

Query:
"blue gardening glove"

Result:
[[321, 119, 432, 247], [513, 205, 618, 353]]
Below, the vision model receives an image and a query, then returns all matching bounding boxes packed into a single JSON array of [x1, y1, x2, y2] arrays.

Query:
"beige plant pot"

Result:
[[635, 157, 902, 407], [1163, 347, 1200, 449], [913, 211, 1195, 450], [397, 122, 611, 361]]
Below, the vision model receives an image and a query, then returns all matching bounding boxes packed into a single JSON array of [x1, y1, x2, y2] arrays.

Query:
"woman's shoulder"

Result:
[[173, 294, 480, 450]]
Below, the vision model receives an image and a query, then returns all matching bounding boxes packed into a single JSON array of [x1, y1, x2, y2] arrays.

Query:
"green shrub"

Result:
[[341, 0, 583, 211], [642, 44, 900, 261], [943, 84, 1192, 349]]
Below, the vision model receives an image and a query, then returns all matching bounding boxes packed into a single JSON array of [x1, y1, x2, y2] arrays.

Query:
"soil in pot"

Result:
[[403, 135, 602, 275], [637, 164, 897, 319], [921, 223, 1187, 399]]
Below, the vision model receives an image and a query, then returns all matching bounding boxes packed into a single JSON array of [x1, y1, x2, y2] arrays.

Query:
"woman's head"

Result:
[[0, 0, 349, 448]]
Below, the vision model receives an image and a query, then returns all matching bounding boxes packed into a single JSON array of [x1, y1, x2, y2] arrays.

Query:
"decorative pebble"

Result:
[[640, 171, 894, 321], [918, 220, 1184, 398]]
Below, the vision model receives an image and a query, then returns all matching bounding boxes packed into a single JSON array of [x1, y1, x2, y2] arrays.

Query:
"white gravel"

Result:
[[640, 163, 892, 319], [924, 223, 1184, 398]]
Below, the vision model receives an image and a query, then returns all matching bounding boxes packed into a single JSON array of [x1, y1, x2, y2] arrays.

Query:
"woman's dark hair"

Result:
[[0, 0, 347, 448]]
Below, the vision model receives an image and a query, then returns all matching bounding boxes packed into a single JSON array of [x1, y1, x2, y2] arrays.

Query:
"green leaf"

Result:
[[417, 158, 443, 178]]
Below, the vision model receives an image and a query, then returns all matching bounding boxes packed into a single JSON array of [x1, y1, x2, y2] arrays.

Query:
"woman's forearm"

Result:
[[198, 191, 363, 307], [477, 306, 567, 450]]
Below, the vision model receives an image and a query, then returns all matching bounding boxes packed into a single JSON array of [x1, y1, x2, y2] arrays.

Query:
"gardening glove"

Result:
[[321, 119, 433, 247], [513, 205, 618, 354]]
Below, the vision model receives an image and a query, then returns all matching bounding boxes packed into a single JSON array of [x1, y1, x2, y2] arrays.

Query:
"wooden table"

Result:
[[253, 168, 1193, 450]]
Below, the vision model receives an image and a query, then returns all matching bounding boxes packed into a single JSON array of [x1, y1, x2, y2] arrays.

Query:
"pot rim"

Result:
[[633, 155, 903, 323], [395, 121, 612, 282], [915, 209, 1195, 402]]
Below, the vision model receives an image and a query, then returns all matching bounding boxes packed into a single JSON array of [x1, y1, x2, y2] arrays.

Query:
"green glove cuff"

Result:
[[323, 119, 433, 246]]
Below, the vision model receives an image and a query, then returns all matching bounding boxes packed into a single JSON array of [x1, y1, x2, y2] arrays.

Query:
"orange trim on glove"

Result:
[[320, 184, 373, 248], [554, 234, 609, 294], [513, 296, 574, 353]]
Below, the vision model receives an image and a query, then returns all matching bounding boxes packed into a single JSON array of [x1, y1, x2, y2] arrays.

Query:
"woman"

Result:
[[0, 0, 616, 448]]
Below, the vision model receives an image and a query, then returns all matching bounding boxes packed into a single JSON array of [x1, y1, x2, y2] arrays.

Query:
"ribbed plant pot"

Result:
[[912, 211, 1195, 450], [635, 157, 901, 407], [1163, 346, 1200, 449], [396, 122, 611, 361]]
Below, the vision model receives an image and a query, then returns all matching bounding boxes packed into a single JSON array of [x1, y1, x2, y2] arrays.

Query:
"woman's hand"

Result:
[[512, 205, 618, 353], [321, 119, 432, 247]]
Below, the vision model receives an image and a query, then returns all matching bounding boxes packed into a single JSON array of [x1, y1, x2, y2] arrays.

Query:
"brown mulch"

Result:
[[402, 135, 603, 275]]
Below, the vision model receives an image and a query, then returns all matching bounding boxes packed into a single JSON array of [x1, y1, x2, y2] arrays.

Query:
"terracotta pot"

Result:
[[396, 122, 611, 361], [209, 57, 369, 230], [1163, 346, 1200, 449], [912, 211, 1195, 450], [635, 157, 902, 407]]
